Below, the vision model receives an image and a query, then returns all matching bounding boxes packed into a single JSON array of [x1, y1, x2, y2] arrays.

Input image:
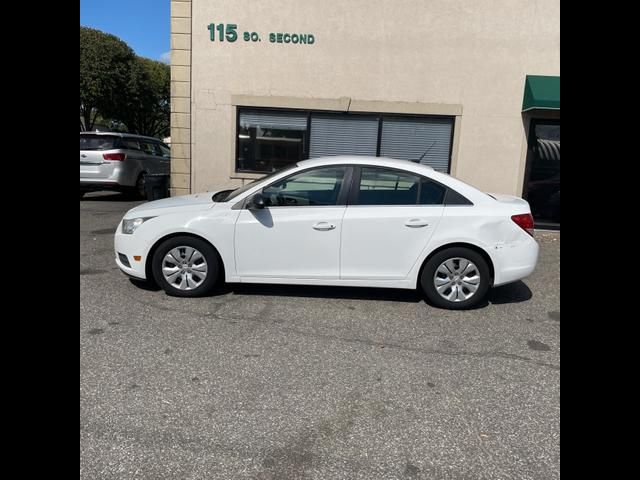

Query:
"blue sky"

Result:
[[80, 0, 170, 63]]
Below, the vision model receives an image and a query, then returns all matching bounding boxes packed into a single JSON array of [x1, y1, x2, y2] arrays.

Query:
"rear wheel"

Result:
[[135, 173, 147, 199], [420, 247, 490, 310], [151, 236, 220, 297]]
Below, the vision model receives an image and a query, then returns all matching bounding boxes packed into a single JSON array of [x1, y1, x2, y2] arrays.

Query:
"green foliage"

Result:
[[80, 26, 171, 138], [120, 57, 171, 138], [80, 26, 135, 131]]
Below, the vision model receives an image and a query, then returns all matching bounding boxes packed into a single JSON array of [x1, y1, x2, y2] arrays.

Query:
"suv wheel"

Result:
[[136, 174, 147, 199]]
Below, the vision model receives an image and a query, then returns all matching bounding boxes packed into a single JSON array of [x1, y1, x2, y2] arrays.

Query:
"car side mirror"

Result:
[[247, 192, 265, 210]]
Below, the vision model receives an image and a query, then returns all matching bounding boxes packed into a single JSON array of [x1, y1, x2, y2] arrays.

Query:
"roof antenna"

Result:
[[412, 141, 437, 163]]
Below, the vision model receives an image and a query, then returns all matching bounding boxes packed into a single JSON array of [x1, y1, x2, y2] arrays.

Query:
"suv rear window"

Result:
[[80, 135, 119, 151]]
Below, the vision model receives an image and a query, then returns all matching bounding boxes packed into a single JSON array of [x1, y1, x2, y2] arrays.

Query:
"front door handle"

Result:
[[312, 222, 336, 231], [405, 218, 429, 228]]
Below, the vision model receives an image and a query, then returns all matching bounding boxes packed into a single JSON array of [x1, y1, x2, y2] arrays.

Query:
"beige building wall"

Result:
[[173, 0, 559, 195]]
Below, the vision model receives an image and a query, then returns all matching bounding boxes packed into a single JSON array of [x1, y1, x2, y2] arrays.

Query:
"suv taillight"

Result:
[[511, 213, 535, 237], [103, 153, 126, 161]]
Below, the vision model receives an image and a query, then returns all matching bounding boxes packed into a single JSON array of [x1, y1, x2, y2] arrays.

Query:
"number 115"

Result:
[[207, 23, 238, 42]]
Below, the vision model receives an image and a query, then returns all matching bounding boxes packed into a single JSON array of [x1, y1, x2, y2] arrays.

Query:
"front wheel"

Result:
[[151, 236, 220, 297], [420, 247, 491, 310]]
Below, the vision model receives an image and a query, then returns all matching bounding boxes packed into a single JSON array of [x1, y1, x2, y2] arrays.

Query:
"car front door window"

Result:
[[262, 166, 347, 207]]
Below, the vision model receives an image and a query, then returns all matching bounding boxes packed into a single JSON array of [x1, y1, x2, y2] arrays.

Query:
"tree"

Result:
[[119, 57, 171, 138], [80, 26, 135, 131]]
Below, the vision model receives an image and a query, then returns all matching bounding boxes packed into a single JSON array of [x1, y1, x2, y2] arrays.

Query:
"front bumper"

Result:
[[114, 222, 149, 279]]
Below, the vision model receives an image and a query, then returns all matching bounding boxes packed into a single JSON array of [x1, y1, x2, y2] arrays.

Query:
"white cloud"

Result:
[[160, 51, 171, 64]]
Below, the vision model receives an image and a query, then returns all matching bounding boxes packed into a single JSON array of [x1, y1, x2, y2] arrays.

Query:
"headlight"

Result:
[[122, 217, 155, 234]]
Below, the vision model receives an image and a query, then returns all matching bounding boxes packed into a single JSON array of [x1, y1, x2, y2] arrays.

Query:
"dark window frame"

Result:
[[235, 106, 456, 174]]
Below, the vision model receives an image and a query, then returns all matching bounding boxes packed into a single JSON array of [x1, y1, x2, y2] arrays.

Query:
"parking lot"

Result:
[[80, 192, 559, 480]]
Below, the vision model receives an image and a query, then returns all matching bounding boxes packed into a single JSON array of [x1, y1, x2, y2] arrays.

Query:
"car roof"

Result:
[[80, 131, 164, 143], [294, 156, 491, 205], [298, 155, 433, 170]]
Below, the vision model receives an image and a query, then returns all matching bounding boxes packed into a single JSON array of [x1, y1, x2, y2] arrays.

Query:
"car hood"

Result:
[[124, 191, 220, 218]]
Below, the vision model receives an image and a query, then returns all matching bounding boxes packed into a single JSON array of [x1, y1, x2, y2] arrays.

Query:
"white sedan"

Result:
[[114, 156, 538, 309]]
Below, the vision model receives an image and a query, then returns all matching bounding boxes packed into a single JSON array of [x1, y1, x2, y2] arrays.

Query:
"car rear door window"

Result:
[[356, 167, 420, 205], [153, 143, 171, 158], [262, 166, 347, 207], [419, 179, 447, 205], [140, 141, 157, 156], [122, 138, 142, 150]]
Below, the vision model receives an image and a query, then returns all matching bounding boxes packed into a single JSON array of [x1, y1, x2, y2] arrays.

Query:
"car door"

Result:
[[340, 166, 445, 280], [234, 165, 351, 279]]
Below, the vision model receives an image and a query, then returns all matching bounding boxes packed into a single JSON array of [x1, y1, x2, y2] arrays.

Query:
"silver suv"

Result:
[[80, 132, 170, 198]]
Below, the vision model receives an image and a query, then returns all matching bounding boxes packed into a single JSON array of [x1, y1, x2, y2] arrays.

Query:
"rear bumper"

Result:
[[80, 180, 123, 191], [491, 235, 539, 286], [80, 163, 133, 190], [114, 224, 148, 280]]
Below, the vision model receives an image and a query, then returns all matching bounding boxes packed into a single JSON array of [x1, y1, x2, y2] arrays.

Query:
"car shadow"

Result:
[[129, 277, 532, 307], [226, 281, 532, 306], [225, 283, 423, 302], [129, 278, 162, 291], [486, 280, 533, 304]]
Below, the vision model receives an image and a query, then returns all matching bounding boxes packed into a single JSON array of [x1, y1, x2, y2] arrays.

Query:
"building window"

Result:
[[237, 110, 308, 173], [310, 113, 379, 157], [236, 107, 455, 174], [380, 116, 453, 173]]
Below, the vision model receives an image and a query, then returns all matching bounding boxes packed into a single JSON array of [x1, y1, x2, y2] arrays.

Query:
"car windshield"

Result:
[[220, 164, 298, 202], [80, 135, 119, 151]]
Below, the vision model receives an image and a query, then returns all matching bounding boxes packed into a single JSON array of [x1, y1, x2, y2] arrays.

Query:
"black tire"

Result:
[[80, 191, 85, 199], [135, 173, 147, 200], [420, 247, 491, 310], [152, 236, 220, 297]]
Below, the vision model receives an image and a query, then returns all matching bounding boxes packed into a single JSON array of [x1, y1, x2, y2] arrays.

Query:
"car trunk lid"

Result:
[[487, 193, 531, 212]]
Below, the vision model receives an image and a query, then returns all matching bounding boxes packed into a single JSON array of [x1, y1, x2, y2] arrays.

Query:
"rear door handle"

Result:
[[404, 218, 429, 228], [312, 222, 336, 231]]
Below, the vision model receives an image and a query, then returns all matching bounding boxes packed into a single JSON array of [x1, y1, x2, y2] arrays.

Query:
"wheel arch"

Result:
[[145, 232, 226, 285], [417, 242, 495, 288]]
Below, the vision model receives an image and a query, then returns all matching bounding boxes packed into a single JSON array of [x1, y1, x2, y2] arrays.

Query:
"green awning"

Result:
[[522, 75, 560, 112]]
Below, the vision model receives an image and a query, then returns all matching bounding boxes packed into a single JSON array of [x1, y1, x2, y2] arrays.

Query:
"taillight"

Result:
[[103, 153, 126, 161], [511, 213, 535, 237]]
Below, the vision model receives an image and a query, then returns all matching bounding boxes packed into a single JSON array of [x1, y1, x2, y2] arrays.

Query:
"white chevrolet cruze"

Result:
[[114, 156, 538, 309]]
